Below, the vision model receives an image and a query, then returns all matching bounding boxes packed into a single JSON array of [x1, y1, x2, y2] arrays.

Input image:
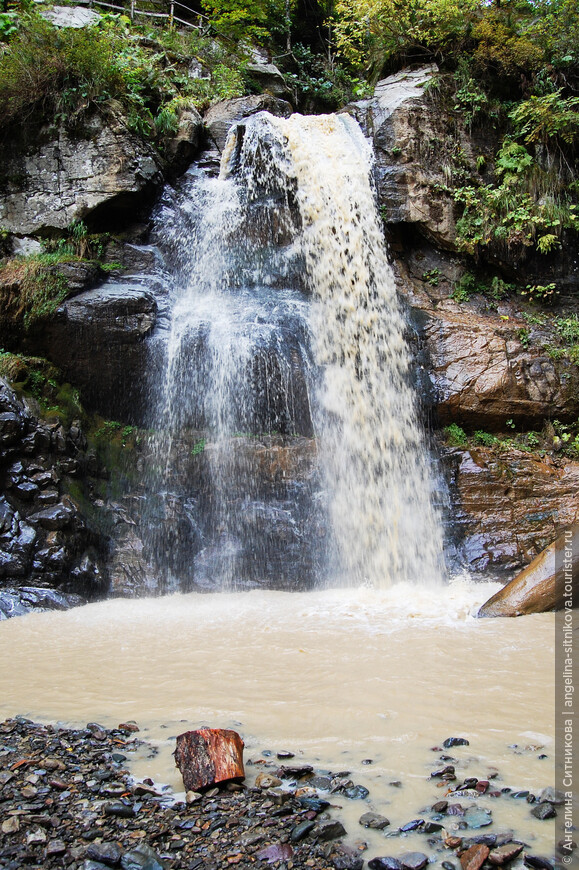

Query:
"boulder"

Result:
[[346, 66, 473, 248], [175, 728, 245, 791], [41, 281, 158, 421], [478, 523, 579, 616], [39, 5, 101, 28], [204, 95, 293, 151], [165, 107, 204, 168], [445, 446, 579, 576], [245, 62, 290, 99], [0, 113, 162, 235]]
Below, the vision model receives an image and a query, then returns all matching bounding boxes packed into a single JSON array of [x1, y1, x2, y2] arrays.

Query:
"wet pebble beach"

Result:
[[0, 719, 564, 870]]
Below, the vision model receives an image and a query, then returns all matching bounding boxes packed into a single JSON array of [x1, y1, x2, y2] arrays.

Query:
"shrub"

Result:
[[0, 14, 151, 129]]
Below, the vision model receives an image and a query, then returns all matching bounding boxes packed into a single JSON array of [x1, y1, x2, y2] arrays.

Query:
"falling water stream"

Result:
[[147, 111, 443, 590], [0, 113, 556, 860]]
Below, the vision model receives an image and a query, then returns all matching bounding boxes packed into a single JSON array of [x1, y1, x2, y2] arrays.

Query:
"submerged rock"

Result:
[[478, 523, 579, 616]]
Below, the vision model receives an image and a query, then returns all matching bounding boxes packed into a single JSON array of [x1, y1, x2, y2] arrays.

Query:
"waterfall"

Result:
[[147, 111, 443, 590]]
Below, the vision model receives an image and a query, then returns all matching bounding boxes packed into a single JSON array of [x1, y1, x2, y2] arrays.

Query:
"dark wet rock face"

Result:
[[442, 446, 579, 578], [42, 282, 159, 423], [0, 380, 107, 615]]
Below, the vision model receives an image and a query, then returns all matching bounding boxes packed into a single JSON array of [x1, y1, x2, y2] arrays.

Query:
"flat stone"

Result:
[[464, 807, 492, 828], [400, 852, 429, 870], [104, 802, 135, 819], [46, 839, 67, 856], [315, 819, 347, 841], [522, 857, 554, 870], [359, 812, 390, 830], [488, 843, 524, 865], [86, 842, 124, 866], [460, 844, 490, 870], [290, 820, 315, 842], [368, 859, 403, 870], [399, 819, 424, 832], [344, 784, 369, 799], [530, 802, 556, 820], [443, 738, 470, 748], [120, 843, 165, 870]]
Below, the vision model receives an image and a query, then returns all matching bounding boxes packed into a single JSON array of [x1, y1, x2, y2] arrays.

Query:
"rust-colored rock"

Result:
[[460, 844, 490, 870], [478, 524, 579, 617], [175, 728, 245, 791], [423, 307, 579, 429]]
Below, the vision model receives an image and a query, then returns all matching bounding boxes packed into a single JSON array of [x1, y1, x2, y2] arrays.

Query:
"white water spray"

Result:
[[150, 111, 443, 589], [223, 112, 444, 585]]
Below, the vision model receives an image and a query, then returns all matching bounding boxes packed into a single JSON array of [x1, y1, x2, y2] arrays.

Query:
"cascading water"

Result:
[[147, 111, 443, 590]]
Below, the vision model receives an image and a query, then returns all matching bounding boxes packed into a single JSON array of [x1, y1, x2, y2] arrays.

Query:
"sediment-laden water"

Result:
[[0, 584, 555, 858]]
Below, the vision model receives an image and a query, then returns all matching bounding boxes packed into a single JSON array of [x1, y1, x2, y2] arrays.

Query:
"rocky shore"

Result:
[[0, 719, 564, 870]]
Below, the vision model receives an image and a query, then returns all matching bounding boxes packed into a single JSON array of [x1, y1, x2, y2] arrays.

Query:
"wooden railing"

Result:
[[77, 0, 208, 30]]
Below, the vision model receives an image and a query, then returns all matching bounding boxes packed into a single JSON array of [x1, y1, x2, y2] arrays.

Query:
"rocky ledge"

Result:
[[0, 719, 566, 870]]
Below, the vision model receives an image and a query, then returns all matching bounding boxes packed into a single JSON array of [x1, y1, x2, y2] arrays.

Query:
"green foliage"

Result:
[[333, 0, 479, 77], [509, 91, 579, 147], [517, 327, 530, 348], [0, 351, 82, 426], [0, 11, 18, 42], [520, 282, 558, 302], [443, 422, 467, 447], [0, 14, 151, 128], [200, 0, 270, 42], [191, 437, 206, 456], [422, 268, 439, 286], [474, 429, 499, 447], [471, 10, 545, 80], [283, 44, 365, 110], [0, 255, 71, 329], [450, 271, 514, 303]]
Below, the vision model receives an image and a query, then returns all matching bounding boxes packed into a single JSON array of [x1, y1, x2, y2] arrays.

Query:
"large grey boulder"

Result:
[[204, 95, 293, 151], [0, 113, 162, 235], [346, 66, 472, 248], [245, 62, 290, 99]]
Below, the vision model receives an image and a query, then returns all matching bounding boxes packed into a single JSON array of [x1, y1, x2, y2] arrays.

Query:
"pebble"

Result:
[[399, 819, 424, 832], [86, 841, 124, 865], [120, 843, 166, 869], [443, 738, 470, 748], [463, 807, 492, 828], [399, 852, 429, 870], [368, 859, 403, 870], [315, 819, 347, 841], [523, 857, 554, 870], [343, 785, 369, 800], [460, 844, 490, 870], [487, 843, 524, 865], [359, 812, 390, 830], [530, 802, 556, 820]]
